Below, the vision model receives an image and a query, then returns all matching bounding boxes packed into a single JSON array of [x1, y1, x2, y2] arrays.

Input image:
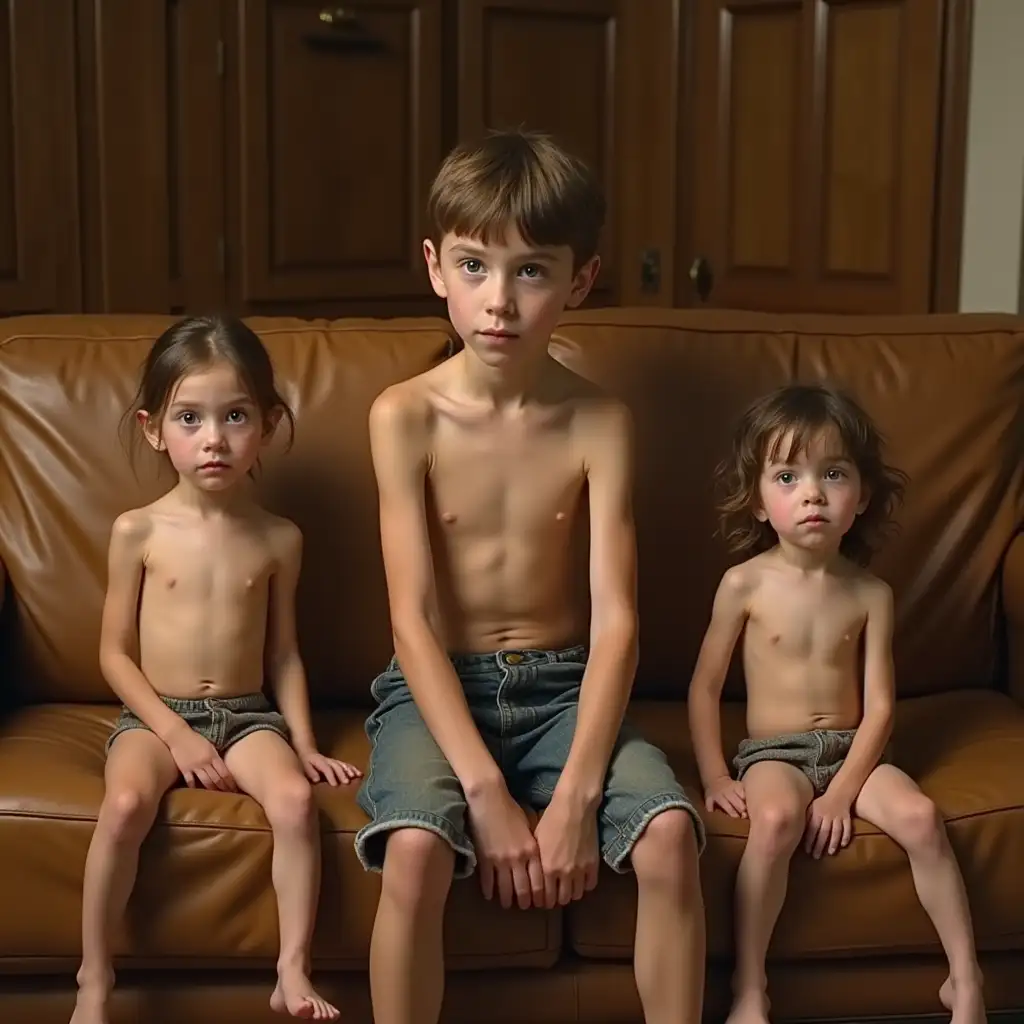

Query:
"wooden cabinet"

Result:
[[0, 0, 972, 318], [226, 0, 443, 314], [76, 0, 226, 313], [678, 0, 949, 314], [0, 0, 80, 316]]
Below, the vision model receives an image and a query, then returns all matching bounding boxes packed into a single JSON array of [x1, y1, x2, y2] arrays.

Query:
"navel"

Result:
[[770, 634, 781, 645], [555, 511, 567, 522], [441, 512, 457, 524], [167, 579, 176, 589]]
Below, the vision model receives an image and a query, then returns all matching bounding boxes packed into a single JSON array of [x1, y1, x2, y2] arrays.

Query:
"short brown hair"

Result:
[[715, 383, 908, 566], [426, 129, 605, 269]]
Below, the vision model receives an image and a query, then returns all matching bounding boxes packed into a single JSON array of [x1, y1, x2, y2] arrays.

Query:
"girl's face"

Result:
[[755, 426, 869, 555], [139, 360, 278, 491]]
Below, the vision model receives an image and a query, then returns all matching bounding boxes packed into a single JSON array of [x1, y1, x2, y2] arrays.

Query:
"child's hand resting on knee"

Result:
[[804, 789, 853, 858], [299, 750, 363, 786], [704, 775, 747, 817]]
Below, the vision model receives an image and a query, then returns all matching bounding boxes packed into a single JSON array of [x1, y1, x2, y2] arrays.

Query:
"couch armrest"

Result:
[[1001, 532, 1024, 704]]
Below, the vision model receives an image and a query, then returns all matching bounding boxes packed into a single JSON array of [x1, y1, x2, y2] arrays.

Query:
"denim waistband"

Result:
[[155, 692, 268, 713], [387, 645, 587, 675]]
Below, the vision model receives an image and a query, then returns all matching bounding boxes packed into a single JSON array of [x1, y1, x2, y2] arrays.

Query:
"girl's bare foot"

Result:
[[69, 969, 114, 1024], [270, 965, 340, 1021], [940, 974, 987, 1024], [725, 989, 772, 1024]]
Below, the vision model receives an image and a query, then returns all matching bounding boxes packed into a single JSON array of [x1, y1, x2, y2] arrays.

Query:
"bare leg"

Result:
[[727, 762, 814, 1024], [369, 829, 454, 1024], [855, 765, 985, 1024], [225, 731, 338, 1021], [71, 730, 179, 1024], [631, 809, 705, 1024]]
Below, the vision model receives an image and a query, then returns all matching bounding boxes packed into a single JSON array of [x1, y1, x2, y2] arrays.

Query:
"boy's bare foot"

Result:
[[270, 966, 340, 1021], [940, 975, 987, 1024], [725, 990, 772, 1024]]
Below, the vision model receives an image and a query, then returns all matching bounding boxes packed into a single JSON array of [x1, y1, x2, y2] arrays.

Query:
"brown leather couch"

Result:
[[1, 309, 1023, 1024]]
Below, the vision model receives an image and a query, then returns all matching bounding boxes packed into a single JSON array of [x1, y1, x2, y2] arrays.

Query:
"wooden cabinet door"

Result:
[[456, 0, 620, 306], [680, 0, 944, 314], [228, 0, 443, 313], [0, 0, 79, 315], [78, 0, 225, 313]]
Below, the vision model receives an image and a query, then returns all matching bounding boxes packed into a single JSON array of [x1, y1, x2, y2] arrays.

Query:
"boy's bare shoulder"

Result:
[[546, 359, 632, 436], [368, 372, 438, 442]]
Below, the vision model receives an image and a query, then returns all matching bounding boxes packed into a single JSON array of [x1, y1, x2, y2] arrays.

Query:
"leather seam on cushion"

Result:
[[3, 806, 1021, 830], [552, 320, 1024, 339], [0, 326, 458, 348]]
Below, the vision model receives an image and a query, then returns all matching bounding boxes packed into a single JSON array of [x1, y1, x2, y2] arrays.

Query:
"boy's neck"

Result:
[[455, 344, 553, 408]]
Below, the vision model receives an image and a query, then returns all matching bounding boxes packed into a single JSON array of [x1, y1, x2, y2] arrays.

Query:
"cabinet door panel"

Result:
[[233, 0, 443, 307]]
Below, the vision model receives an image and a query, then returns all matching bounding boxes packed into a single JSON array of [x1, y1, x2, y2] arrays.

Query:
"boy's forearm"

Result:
[[100, 651, 188, 745], [556, 621, 638, 809], [394, 621, 503, 795], [688, 687, 732, 789], [826, 707, 893, 805], [271, 654, 319, 756]]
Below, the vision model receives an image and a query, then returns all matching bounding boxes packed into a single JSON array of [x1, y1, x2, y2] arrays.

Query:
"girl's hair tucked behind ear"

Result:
[[714, 382, 908, 566], [121, 314, 295, 459]]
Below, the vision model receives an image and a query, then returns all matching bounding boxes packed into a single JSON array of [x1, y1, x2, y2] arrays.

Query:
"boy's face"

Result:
[[423, 226, 599, 368], [755, 427, 869, 555]]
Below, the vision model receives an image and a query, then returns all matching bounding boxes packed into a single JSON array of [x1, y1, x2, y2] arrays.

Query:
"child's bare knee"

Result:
[[381, 829, 454, 909], [892, 793, 944, 854], [632, 809, 699, 888], [263, 777, 314, 832], [100, 788, 159, 842], [748, 802, 804, 853]]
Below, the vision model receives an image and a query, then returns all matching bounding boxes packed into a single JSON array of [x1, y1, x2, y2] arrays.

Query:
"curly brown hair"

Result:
[[715, 383, 908, 566]]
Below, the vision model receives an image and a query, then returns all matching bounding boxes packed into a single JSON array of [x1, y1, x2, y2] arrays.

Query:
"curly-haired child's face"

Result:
[[755, 427, 869, 556]]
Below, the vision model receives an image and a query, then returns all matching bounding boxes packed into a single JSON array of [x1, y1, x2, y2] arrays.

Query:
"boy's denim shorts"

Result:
[[354, 645, 704, 879]]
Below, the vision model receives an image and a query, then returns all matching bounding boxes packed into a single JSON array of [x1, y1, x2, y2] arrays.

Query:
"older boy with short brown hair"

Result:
[[355, 129, 706, 1024]]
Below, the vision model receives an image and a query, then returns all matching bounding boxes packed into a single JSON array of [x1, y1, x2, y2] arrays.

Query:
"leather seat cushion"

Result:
[[0, 702, 560, 969], [569, 689, 1024, 960]]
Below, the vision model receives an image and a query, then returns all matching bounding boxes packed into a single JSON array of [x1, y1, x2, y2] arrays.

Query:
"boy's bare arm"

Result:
[[687, 567, 751, 789], [265, 522, 318, 757], [99, 512, 191, 744], [825, 578, 896, 805], [557, 401, 640, 809], [369, 389, 502, 794]]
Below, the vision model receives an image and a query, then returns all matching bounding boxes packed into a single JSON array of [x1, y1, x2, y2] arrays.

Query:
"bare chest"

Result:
[[427, 421, 584, 535], [747, 584, 866, 662], [142, 525, 275, 605]]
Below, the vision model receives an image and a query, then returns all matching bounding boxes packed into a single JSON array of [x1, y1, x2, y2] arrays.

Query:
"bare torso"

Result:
[[132, 497, 291, 699], [739, 550, 877, 737], [409, 356, 602, 653]]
